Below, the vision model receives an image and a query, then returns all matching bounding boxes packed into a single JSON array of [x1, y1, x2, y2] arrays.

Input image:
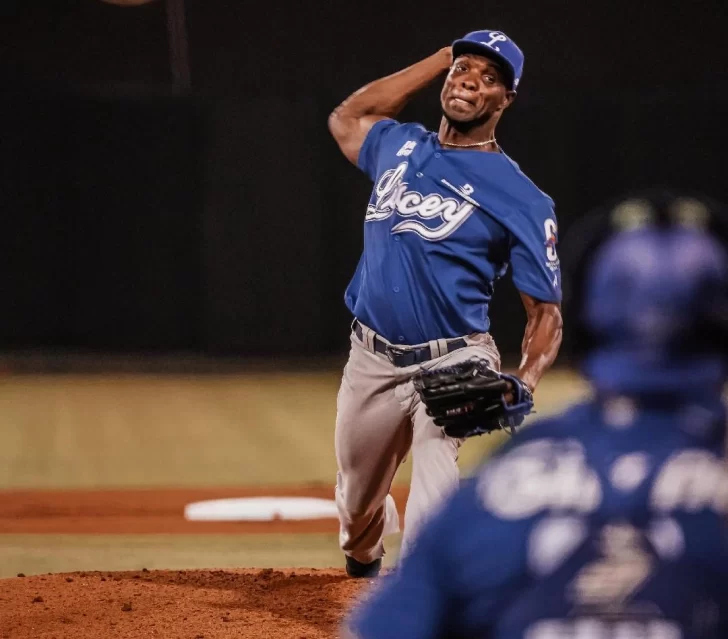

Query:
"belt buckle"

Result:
[[385, 345, 408, 365]]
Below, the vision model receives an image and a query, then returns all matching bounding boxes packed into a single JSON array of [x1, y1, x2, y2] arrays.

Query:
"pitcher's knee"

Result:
[[339, 491, 381, 520], [411, 434, 460, 465]]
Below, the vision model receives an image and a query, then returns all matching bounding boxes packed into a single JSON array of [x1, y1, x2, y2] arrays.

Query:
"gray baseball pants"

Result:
[[334, 320, 501, 564]]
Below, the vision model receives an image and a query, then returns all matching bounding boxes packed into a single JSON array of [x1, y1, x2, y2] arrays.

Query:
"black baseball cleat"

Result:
[[345, 555, 382, 579]]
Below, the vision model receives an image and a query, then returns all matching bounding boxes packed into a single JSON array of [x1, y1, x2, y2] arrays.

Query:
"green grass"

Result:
[[0, 369, 590, 489], [0, 533, 405, 578], [0, 368, 590, 578]]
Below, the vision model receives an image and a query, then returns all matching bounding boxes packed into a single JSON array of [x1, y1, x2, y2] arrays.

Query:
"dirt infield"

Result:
[[0, 568, 373, 638], [0, 487, 404, 637], [0, 486, 409, 534]]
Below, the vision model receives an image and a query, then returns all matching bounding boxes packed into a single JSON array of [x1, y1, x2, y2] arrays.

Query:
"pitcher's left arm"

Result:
[[507, 195, 564, 392], [516, 293, 563, 392]]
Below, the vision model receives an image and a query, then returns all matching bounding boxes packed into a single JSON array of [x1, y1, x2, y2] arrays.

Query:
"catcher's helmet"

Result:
[[561, 188, 728, 361]]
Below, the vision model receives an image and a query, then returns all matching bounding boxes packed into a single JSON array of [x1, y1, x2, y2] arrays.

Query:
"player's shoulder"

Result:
[[488, 402, 600, 476], [466, 403, 604, 522], [367, 118, 432, 148], [495, 401, 595, 452], [358, 118, 434, 178], [498, 151, 556, 213]]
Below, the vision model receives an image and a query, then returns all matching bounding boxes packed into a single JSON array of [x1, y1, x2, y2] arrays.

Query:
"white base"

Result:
[[183, 496, 339, 522]]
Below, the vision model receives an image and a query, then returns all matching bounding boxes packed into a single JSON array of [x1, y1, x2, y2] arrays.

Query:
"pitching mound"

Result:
[[0, 568, 375, 638]]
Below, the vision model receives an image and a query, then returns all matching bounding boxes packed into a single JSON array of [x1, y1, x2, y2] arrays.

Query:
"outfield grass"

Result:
[[0, 367, 590, 577]]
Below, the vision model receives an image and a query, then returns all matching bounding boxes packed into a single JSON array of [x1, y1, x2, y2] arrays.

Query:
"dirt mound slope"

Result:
[[0, 568, 378, 638]]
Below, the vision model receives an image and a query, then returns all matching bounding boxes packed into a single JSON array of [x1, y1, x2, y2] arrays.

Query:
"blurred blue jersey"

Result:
[[344, 397, 728, 639]]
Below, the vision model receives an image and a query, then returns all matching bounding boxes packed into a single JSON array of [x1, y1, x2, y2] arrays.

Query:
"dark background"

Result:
[[1, 0, 725, 366]]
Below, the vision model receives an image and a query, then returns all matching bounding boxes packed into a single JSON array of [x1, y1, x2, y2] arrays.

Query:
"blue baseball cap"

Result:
[[451, 30, 524, 90]]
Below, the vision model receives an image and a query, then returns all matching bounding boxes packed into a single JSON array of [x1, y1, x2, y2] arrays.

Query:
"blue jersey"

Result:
[[345, 397, 728, 639], [345, 119, 562, 345]]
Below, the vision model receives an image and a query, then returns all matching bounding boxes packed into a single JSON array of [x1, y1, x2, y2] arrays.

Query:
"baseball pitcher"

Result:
[[342, 189, 728, 638], [328, 29, 563, 577]]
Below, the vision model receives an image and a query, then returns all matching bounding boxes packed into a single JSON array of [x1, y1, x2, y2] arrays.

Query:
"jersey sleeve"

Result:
[[509, 196, 563, 303], [357, 118, 408, 181]]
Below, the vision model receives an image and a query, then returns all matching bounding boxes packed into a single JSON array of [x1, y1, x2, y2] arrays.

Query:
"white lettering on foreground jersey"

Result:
[[650, 449, 728, 513], [477, 439, 603, 519]]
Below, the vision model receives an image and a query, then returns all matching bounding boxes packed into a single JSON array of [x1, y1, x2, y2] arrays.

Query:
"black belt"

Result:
[[353, 320, 467, 367]]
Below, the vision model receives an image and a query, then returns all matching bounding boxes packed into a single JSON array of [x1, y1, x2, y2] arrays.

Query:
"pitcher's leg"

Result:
[[399, 339, 501, 558], [400, 399, 462, 558], [335, 341, 412, 564]]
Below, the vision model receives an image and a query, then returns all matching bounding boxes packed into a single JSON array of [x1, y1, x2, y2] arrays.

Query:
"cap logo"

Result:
[[480, 31, 508, 52]]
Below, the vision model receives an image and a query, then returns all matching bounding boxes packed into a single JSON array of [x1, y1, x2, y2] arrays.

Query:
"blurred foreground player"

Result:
[[342, 189, 728, 639]]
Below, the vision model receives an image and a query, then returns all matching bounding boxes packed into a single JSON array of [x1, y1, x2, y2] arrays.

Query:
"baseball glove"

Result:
[[412, 357, 534, 439]]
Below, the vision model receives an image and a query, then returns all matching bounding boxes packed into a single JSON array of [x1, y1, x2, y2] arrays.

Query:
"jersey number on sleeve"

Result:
[[544, 219, 558, 262]]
